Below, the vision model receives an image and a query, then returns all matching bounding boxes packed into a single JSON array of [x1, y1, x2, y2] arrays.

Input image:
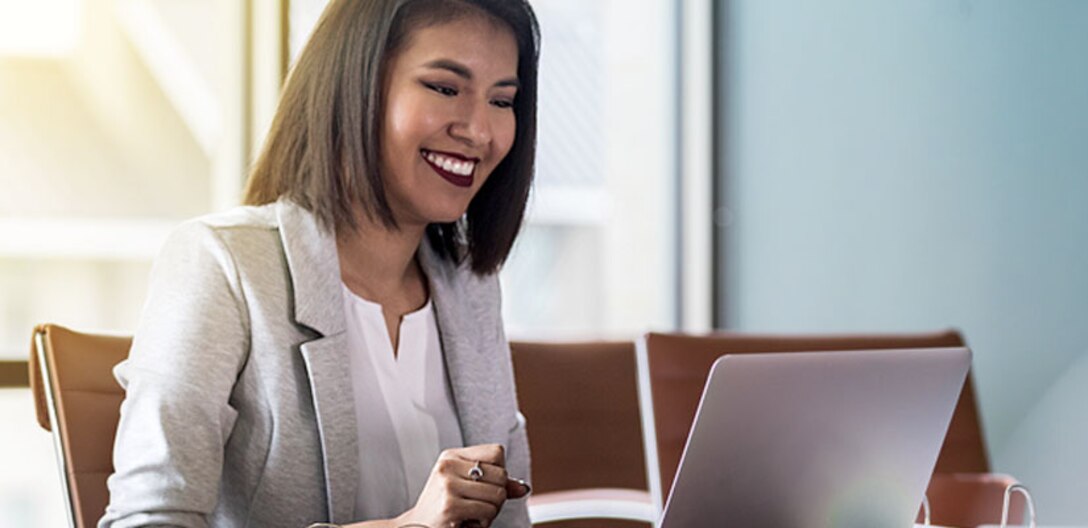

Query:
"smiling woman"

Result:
[[98, 1, 540, 528]]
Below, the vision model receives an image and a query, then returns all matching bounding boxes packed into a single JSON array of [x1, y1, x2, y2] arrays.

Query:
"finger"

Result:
[[466, 461, 508, 487], [437, 456, 508, 487], [447, 495, 499, 526], [452, 443, 506, 468], [505, 477, 531, 499], [452, 478, 508, 508]]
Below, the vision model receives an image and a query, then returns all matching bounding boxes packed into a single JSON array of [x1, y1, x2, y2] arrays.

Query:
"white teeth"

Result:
[[423, 150, 475, 176]]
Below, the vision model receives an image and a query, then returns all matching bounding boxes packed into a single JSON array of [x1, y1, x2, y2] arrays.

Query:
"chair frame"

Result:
[[633, 337, 664, 518], [527, 488, 654, 524], [33, 326, 79, 528]]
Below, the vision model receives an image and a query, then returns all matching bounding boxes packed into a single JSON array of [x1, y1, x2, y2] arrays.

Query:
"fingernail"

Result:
[[516, 478, 532, 495]]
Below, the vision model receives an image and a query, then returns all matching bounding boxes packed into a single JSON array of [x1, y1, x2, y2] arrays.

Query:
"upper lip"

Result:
[[421, 148, 480, 163]]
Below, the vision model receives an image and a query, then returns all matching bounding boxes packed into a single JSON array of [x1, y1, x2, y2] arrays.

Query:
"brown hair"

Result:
[[244, 0, 540, 275]]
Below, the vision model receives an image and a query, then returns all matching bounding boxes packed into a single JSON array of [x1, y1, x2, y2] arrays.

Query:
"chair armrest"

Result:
[[528, 488, 654, 524], [925, 473, 1024, 527]]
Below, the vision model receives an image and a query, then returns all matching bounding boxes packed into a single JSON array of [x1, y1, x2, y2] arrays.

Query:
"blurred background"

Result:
[[1, 0, 1085, 525]]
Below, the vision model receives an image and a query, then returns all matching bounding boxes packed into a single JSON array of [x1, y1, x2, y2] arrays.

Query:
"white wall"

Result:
[[720, 0, 1088, 522]]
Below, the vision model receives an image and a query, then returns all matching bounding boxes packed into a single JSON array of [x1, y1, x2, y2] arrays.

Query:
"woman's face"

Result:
[[379, 14, 519, 227]]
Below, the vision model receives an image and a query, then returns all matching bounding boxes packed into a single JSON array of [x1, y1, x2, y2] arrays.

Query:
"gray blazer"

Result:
[[100, 200, 531, 528]]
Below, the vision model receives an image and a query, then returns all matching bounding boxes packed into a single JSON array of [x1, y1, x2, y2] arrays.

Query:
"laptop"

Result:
[[658, 347, 971, 528]]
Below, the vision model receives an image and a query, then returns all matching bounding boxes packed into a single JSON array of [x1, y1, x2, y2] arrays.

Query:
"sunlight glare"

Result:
[[0, 0, 82, 57]]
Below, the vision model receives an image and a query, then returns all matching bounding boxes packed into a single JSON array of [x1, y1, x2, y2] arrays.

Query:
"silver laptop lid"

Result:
[[659, 347, 971, 528]]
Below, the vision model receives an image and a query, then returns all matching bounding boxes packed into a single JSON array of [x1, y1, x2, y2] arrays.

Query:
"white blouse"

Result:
[[341, 285, 464, 520]]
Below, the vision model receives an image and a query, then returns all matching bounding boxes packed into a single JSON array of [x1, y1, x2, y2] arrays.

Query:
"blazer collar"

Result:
[[276, 199, 345, 336]]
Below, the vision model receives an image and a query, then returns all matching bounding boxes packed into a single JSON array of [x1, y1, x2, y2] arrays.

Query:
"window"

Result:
[[0, 0, 266, 523], [504, 0, 679, 337]]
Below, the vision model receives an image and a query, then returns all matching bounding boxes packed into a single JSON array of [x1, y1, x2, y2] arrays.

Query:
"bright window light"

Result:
[[0, 0, 82, 57]]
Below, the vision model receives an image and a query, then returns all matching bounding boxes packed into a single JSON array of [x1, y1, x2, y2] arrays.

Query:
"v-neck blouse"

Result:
[[340, 284, 464, 520]]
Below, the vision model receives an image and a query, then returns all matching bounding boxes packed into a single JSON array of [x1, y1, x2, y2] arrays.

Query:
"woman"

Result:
[[100, 0, 539, 527]]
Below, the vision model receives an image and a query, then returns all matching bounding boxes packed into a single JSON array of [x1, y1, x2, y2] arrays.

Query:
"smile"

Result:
[[421, 149, 478, 188]]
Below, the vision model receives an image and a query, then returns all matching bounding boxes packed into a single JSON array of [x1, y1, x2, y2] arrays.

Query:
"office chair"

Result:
[[510, 340, 654, 527], [29, 324, 131, 528], [637, 329, 1021, 527]]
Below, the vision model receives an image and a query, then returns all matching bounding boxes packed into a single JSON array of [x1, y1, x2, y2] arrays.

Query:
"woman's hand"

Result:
[[393, 443, 530, 528]]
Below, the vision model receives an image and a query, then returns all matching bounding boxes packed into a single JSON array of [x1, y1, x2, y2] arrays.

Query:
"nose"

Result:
[[449, 99, 492, 147]]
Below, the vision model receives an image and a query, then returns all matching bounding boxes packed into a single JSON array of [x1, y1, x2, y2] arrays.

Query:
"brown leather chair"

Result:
[[29, 324, 131, 528], [511, 341, 652, 527], [637, 329, 1012, 527]]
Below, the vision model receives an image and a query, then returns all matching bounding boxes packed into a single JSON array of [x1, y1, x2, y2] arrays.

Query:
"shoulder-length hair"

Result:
[[244, 0, 540, 275]]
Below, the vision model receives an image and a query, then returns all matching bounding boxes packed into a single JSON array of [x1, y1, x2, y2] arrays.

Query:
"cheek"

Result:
[[383, 104, 415, 152], [384, 96, 440, 153]]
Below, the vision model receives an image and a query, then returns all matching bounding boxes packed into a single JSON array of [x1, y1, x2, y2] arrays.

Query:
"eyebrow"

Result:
[[423, 59, 520, 89]]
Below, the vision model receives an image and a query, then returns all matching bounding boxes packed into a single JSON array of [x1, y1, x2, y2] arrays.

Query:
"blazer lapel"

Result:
[[299, 335, 357, 523], [277, 200, 359, 523], [418, 244, 503, 448]]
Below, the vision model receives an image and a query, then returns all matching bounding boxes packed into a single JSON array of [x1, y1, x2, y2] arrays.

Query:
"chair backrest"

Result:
[[511, 340, 648, 493], [637, 329, 989, 509], [510, 341, 649, 527], [30, 324, 131, 528]]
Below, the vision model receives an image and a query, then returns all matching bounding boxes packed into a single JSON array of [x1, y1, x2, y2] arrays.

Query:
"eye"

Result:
[[423, 82, 458, 97], [491, 98, 515, 110]]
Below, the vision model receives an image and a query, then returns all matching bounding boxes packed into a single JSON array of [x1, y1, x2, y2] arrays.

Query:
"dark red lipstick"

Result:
[[421, 149, 477, 188]]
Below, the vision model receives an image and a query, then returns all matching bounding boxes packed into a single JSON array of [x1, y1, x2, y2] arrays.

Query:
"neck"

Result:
[[336, 212, 427, 302]]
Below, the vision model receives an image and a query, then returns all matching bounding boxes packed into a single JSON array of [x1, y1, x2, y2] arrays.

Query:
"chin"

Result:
[[400, 197, 473, 226], [423, 207, 469, 225]]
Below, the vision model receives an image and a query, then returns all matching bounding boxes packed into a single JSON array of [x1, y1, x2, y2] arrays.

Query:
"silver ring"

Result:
[[468, 461, 484, 481]]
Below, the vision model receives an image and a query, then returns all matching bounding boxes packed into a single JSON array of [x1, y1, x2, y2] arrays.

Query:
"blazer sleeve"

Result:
[[99, 221, 251, 528]]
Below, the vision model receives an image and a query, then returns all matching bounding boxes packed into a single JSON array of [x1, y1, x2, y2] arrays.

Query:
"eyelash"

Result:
[[424, 82, 458, 97], [423, 82, 515, 110]]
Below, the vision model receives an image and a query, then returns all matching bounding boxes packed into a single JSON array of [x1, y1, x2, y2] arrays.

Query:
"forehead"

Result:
[[392, 14, 519, 78]]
